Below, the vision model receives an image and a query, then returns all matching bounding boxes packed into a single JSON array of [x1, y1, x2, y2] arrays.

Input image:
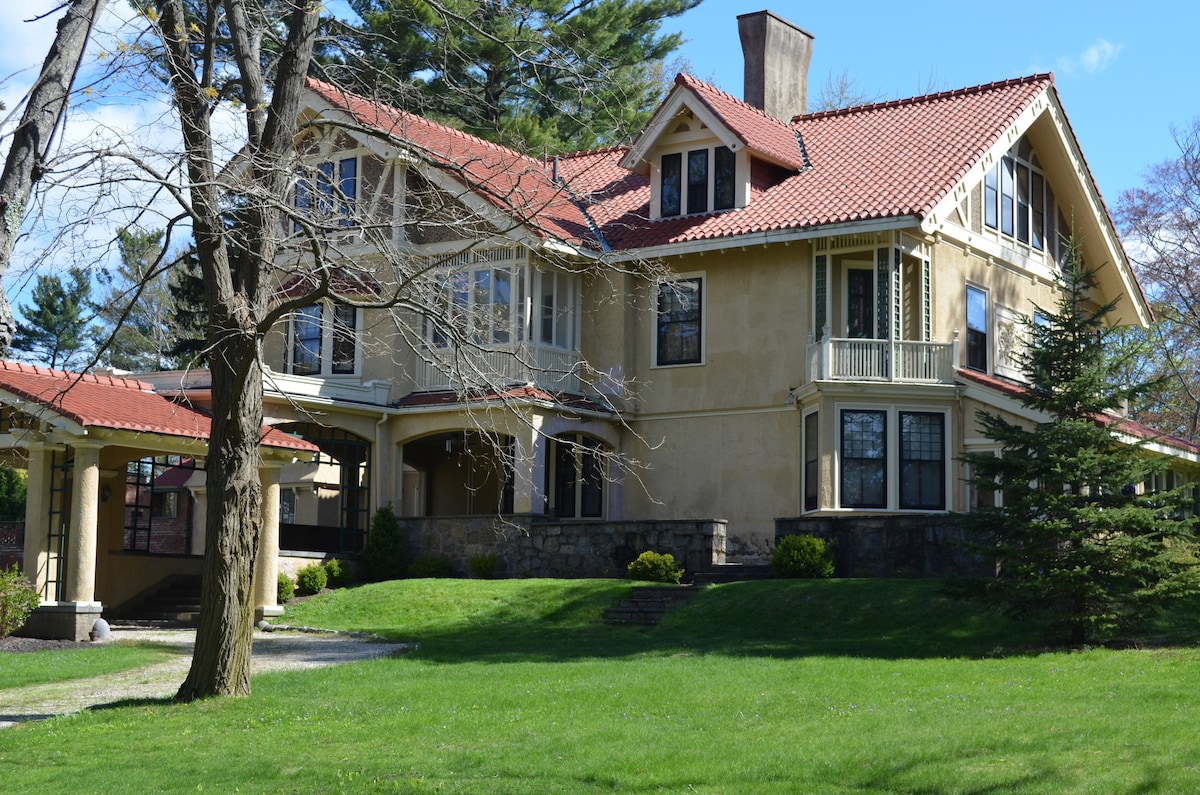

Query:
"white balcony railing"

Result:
[[415, 343, 581, 394], [806, 331, 959, 384]]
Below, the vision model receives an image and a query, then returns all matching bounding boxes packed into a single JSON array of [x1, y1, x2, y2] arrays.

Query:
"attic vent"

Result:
[[671, 120, 693, 134]]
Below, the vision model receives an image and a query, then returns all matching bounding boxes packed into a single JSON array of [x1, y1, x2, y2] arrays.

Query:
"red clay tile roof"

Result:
[[308, 74, 1054, 254], [306, 78, 597, 249], [0, 361, 317, 452], [673, 74, 807, 170], [956, 367, 1200, 456]]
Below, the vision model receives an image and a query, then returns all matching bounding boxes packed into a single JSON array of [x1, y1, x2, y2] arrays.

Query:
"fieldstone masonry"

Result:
[[775, 514, 994, 578], [399, 516, 727, 579]]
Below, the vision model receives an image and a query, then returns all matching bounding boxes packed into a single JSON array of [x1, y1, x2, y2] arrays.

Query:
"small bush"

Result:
[[772, 535, 835, 579], [295, 563, 328, 594], [277, 572, 295, 604], [407, 555, 456, 579], [0, 565, 40, 638], [468, 553, 501, 579], [627, 551, 685, 583], [362, 503, 406, 582], [324, 558, 351, 589]]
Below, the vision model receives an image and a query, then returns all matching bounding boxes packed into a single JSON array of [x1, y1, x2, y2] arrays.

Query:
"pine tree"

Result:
[[961, 238, 1200, 645], [95, 228, 179, 372], [335, 0, 701, 153], [10, 267, 96, 370], [165, 247, 208, 366]]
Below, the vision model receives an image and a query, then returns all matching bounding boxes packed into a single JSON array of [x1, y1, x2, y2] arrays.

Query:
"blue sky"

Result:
[[666, 2, 1197, 204]]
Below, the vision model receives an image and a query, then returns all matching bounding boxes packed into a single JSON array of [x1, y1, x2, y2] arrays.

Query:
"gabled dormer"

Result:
[[620, 74, 809, 221]]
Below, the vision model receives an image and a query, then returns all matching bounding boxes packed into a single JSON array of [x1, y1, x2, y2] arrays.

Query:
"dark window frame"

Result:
[[655, 277, 703, 366], [840, 409, 887, 509]]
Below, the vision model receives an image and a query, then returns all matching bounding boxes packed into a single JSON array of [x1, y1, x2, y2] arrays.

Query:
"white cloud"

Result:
[[1056, 38, 1123, 77]]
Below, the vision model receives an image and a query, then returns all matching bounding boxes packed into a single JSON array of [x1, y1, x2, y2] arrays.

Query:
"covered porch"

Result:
[[805, 230, 957, 384], [0, 362, 316, 640]]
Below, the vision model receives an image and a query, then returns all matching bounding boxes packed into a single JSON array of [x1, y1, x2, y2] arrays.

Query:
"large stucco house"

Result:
[[5, 10, 1196, 638]]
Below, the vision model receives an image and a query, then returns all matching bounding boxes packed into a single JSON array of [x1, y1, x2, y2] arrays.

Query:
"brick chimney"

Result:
[[737, 10, 814, 121]]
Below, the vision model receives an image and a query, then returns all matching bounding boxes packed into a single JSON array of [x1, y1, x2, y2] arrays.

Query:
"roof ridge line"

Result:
[[794, 73, 1054, 123], [0, 361, 153, 392]]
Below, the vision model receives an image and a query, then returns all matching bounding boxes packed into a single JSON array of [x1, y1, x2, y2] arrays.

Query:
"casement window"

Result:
[[899, 412, 945, 509], [546, 434, 605, 519], [660, 146, 736, 218], [428, 263, 529, 349], [839, 408, 948, 511], [655, 275, 703, 366], [840, 409, 887, 508], [966, 285, 988, 373], [803, 411, 820, 512], [294, 156, 358, 231], [538, 269, 575, 350], [287, 301, 361, 376], [983, 141, 1054, 252]]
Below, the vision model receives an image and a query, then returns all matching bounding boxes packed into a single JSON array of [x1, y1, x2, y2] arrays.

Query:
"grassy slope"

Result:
[[2, 579, 1199, 794]]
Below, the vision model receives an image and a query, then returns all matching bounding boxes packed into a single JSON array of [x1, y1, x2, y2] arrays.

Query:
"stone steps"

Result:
[[112, 575, 203, 626], [692, 563, 773, 585], [603, 585, 700, 626]]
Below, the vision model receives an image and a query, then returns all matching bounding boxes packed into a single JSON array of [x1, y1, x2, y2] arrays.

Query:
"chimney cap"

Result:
[[735, 10, 815, 41]]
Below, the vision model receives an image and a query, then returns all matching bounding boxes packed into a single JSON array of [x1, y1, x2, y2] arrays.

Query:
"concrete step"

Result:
[[603, 585, 700, 626]]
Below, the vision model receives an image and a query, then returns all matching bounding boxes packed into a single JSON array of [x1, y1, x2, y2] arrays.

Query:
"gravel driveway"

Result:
[[0, 626, 412, 729]]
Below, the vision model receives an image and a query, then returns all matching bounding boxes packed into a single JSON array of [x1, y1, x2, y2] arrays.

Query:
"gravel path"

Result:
[[0, 626, 412, 729]]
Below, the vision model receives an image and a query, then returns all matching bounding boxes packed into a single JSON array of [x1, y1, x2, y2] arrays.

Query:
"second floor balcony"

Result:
[[806, 329, 959, 385]]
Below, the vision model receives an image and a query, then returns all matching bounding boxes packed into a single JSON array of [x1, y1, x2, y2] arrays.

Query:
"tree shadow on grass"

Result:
[[361, 579, 1050, 664]]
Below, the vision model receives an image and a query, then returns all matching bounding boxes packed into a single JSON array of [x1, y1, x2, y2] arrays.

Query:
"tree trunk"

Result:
[[0, 0, 107, 349], [176, 337, 264, 700]]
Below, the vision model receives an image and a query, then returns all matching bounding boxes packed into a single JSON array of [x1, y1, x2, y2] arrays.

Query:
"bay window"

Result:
[[838, 407, 948, 511]]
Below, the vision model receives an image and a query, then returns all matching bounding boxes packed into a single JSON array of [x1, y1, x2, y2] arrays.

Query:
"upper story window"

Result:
[[422, 247, 578, 352], [287, 301, 360, 376], [966, 285, 988, 373], [294, 156, 358, 232], [655, 275, 703, 366], [983, 141, 1052, 252], [660, 146, 736, 218]]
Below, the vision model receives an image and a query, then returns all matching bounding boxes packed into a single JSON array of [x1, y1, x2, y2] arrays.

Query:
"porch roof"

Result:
[[956, 367, 1200, 457], [0, 361, 317, 453]]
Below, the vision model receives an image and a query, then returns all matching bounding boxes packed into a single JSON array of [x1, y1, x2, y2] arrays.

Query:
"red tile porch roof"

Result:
[[956, 367, 1200, 457], [0, 361, 317, 453]]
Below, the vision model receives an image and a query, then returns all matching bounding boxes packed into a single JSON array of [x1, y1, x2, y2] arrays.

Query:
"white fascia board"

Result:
[[619, 88, 746, 171]]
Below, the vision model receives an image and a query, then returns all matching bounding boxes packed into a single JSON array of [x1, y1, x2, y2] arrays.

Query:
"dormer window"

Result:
[[660, 146, 737, 218]]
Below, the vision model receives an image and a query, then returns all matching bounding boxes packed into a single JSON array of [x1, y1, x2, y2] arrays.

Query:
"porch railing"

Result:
[[415, 343, 581, 393], [806, 329, 959, 384]]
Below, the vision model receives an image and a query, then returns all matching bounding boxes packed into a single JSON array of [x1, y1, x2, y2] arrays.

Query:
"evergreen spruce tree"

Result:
[[10, 267, 96, 370], [164, 247, 209, 366], [962, 238, 1199, 645]]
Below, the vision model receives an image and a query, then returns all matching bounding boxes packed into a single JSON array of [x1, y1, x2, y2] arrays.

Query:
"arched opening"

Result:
[[545, 433, 608, 519], [401, 431, 515, 517], [275, 422, 371, 553]]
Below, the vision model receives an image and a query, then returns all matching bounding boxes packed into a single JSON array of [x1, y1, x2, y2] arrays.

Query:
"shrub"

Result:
[[407, 555, 457, 579], [362, 503, 406, 582], [772, 535, 834, 579], [295, 563, 328, 594], [627, 551, 684, 583], [324, 558, 352, 589], [277, 571, 295, 604], [468, 553, 501, 579], [0, 565, 40, 638]]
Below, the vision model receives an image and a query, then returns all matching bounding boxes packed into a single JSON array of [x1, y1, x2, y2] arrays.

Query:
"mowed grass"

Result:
[[2, 578, 1200, 794], [0, 643, 173, 690]]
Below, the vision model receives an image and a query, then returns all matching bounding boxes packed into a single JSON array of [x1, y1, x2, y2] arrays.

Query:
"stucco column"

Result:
[[255, 462, 284, 618], [63, 442, 103, 604], [21, 443, 54, 599], [512, 420, 544, 515]]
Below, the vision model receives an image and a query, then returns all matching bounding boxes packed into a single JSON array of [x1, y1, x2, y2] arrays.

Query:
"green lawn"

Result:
[[0, 643, 173, 691], [3, 579, 1200, 793]]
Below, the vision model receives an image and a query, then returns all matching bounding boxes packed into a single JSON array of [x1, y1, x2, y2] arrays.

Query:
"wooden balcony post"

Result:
[[951, 328, 961, 376], [820, 325, 832, 381]]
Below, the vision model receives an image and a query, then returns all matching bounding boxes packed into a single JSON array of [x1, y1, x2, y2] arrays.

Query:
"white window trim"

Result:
[[652, 145, 749, 219], [833, 403, 952, 513], [652, 271, 706, 368], [286, 301, 364, 378], [293, 150, 364, 233]]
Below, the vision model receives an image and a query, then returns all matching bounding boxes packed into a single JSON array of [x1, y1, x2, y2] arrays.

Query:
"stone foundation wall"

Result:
[[0, 521, 22, 569], [399, 516, 727, 579], [775, 514, 993, 578]]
